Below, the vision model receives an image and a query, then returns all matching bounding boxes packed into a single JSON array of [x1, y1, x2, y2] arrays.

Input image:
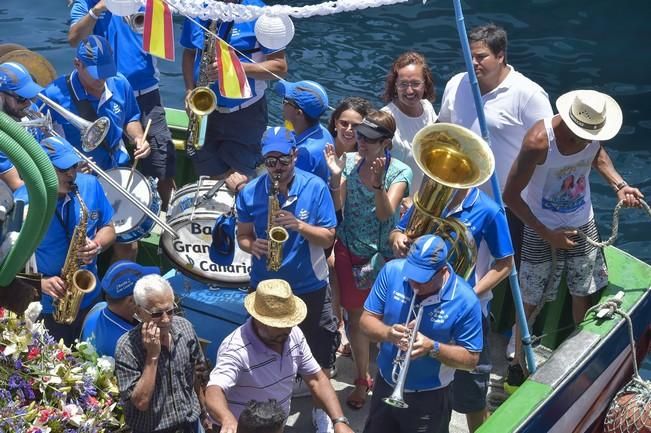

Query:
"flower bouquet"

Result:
[[0, 306, 128, 432]]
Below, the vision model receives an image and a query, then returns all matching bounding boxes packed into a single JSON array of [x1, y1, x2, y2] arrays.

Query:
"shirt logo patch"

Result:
[[90, 211, 99, 221], [297, 208, 309, 221], [111, 102, 121, 115], [392, 291, 409, 304], [428, 307, 448, 324]]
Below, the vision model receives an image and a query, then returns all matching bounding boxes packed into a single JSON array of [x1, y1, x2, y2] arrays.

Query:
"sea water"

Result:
[[1, 0, 649, 262]]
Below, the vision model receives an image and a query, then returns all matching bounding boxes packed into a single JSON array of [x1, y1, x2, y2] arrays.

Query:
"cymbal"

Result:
[[0, 49, 57, 87]]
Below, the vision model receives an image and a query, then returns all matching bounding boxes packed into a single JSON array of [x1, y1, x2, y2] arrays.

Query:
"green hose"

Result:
[[0, 112, 58, 286]]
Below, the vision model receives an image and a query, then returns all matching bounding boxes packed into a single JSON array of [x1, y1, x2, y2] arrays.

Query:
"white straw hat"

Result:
[[556, 90, 622, 141], [244, 279, 307, 328]]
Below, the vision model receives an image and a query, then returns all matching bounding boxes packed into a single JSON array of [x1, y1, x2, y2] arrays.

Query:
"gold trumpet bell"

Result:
[[406, 123, 495, 279]]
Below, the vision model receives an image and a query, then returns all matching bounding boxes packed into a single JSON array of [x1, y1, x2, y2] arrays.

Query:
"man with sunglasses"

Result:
[[236, 127, 340, 432], [360, 234, 483, 433], [115, 274, 208, 433], [14, 136, 116, 345], [275, 79, 332, 183], [0, 61, 44, 191]]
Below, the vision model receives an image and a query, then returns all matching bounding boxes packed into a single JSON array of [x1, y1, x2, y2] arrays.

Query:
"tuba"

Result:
[[125, 13, 145, 34], [53, 187, 97, 325], [266, 174, 288, 272], [185, 20, 218, 157], [405, 123, 494, 279]]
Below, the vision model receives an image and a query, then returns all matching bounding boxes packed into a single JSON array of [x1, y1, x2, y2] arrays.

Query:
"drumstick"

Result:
[[127, 119, 152, 189]]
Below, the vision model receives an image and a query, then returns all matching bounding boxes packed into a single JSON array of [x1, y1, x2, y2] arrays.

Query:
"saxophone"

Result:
[[266, 174, 289, 272], [185, 19, 218, 157], [53, 187, 97, 325]]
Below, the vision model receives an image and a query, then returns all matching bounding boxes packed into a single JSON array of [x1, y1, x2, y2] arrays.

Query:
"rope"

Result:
[[576, 199, 651, 248]]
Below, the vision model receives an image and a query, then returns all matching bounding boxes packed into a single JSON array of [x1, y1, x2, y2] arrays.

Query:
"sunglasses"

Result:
[[397, 80, 424, 90], [356, 131, 383, 143], [283, 98, 300, 110], [55, 163, 79, 174], [264, 155, 293, 168], [142, 303, 178, 319], [8, 92, 29, 104]]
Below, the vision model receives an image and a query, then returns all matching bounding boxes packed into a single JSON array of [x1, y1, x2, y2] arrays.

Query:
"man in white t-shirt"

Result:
[[437, 24, 553, 432]]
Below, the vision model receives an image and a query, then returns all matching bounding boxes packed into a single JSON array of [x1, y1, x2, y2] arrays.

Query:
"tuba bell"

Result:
[[125, 13, 146, 34], [405, 123, 495, 279]]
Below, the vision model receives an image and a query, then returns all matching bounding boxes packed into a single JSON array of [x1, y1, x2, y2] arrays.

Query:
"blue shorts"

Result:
[[192, 97, 267, 178], [452, 314, 490, 413], [136, 89, 176, 179]]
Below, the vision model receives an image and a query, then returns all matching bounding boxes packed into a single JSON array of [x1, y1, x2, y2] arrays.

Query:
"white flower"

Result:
[[97, 356, 115, 374], [76, 341, 98, 360]]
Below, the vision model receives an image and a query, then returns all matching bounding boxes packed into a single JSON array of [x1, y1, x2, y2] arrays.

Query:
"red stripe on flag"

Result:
[[163, 3, 174, 60], [217, 41, 227, 97], [143, 0, 155, 52]]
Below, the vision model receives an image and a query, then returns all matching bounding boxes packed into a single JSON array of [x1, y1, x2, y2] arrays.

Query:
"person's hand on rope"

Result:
[[616, 184, 644, 208], [542, 227, 577, 250]]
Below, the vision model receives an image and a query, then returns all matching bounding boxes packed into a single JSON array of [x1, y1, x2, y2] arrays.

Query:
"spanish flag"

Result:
[[143, 0, 175, 61], [216, 39, 252, 99]]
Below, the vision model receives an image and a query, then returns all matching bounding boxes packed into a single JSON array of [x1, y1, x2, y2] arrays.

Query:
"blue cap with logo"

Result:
[[274, 80, 329, 119], [403, 235, 449, 284], [261, 127, 296, 156], [101, 260, 159, 299], [76, 35, 117, 80], [40, 136, 83, 170], [0, 62, 43, 98]]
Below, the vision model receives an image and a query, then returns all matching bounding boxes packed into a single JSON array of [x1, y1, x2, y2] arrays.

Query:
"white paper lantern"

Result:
[[105, 0, 142, 17], [254, 14, 295, 50]]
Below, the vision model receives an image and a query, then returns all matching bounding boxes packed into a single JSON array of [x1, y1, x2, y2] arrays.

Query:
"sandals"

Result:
[[346, 377, 374, 410], [337, 342, 352, 357]]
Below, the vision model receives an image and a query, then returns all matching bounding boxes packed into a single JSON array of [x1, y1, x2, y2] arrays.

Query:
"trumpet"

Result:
[[22, 107, 178, 239], [29, 93, 109, 152], [125, 13, 145, 34], [383, 295, 424, 409]]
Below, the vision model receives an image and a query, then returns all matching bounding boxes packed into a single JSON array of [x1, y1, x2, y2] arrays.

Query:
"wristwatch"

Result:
[[429, 340, 441, 359], [332, 416, 350, 426]]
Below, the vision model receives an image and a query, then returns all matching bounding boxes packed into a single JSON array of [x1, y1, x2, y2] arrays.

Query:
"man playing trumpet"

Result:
[[360, 234, 482, 433]]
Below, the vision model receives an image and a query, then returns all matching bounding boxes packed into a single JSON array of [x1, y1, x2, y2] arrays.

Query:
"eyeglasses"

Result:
[[264, 155, 293, 168], [397, 80, 424, 90], [356, 131, 382, 143], [142, 303, 178, 319], [55, 163, 79, 174], [283, 98, 299, 109], [7, 92, 29, 104]]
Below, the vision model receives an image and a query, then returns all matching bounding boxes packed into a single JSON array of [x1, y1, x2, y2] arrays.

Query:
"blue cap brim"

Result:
[[85, 62, 117, 80], [14, 81, 43, 99], [273, 80, 291, 97], [50, 151, 82, 170], [403, 260, 443, 284]]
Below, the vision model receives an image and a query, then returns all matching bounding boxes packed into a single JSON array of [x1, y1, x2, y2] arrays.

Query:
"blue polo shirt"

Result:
[[69, 0, 111, 40], [397, 188, 513, 287], [41, 71, 140, 170], [365, 260, 482, 391], [179, 0, 283, 109], [236, 169, 337, 294], [14, 173, 114, 313], [295, 124, 332, 183], [82, 306, 135, 357], [0, 153, 12, 174]]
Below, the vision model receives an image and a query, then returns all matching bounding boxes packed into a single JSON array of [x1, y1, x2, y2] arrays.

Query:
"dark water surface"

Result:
[[1, 0, 649, 262]]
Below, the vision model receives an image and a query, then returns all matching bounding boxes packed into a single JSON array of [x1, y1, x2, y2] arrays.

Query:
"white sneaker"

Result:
[[312, 408, 334, 433], [506, 324, 516, 361], [292, 376, 312, 398]]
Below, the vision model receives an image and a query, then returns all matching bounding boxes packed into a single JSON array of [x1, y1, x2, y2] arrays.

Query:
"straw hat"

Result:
[[244, 279, 307, 328], [556, 90, 622, 141]]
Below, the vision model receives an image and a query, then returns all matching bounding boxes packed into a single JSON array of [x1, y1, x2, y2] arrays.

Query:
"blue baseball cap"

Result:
[[261, 127, 296, 156], [76, 35, 117, 80], [403, 235, 449, 284], [0, 62, 43, 98], [274, 80, 329, 119], [40, 136, 82, 170], [101, 260, 159, 299]]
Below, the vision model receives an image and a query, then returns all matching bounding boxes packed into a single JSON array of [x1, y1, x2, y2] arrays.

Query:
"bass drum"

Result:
[[98, 167, 161, 243], [162, 179, 251, 286]]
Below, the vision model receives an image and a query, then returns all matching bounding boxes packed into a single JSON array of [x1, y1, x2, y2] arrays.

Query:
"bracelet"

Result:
[[329, 183, 341, 191], [235, 180, 247, 192], [372, 184, 383, 190], [88, 8, 100, 20], [614, 181, 628, 192]]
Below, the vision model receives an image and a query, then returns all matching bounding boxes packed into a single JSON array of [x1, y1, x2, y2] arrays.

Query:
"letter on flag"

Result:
[[143, 0, 175, 61], [216, 39, 252, 99]]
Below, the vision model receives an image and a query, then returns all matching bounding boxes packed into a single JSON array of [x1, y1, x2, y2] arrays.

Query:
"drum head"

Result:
[[161, 211, 251, 287], [163, 180, 250, 286], [0, 49, 57, 87], [98, 168, 160, 243]]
